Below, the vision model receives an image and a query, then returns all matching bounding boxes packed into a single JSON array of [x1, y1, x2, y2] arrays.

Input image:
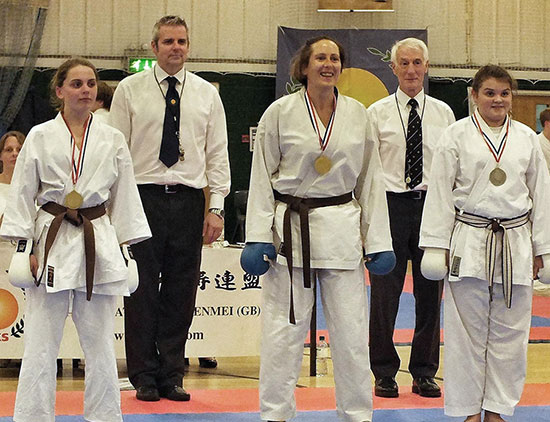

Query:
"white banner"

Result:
[[0, 246, 262, 358]]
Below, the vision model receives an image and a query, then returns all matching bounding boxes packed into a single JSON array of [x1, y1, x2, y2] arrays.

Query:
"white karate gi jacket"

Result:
[[246, 88, 392, 269], [420, 110, 550, 286], [0, 113, 151, 296]]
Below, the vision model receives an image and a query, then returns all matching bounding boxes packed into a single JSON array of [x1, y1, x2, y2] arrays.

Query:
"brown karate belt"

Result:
[[274, 190, 353, 324], [38, 201, 106, 301]]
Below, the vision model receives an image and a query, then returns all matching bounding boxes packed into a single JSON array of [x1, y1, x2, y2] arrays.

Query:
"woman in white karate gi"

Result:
[[420, 65, 550, 422], [240, 36, 394, 422], [0, 58, 151, 422]]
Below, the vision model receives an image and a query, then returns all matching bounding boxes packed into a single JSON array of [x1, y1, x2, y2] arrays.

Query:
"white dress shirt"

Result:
[[366, 88, 455, 192], [109, 65, 230, 209], [538, 131, 550, 173]]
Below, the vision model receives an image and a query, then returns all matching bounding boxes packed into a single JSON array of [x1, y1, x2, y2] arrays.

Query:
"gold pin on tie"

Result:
[[171, 99, 176, 105]]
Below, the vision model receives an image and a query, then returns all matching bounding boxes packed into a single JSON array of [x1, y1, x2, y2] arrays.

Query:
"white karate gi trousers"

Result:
[[259, 262, 372, 422], [13, 284, 122, 422], [444, 277, 532, 417]]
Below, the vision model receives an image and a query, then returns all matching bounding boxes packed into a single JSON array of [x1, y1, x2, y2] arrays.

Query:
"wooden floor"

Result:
[[1, 343, 549, 393]]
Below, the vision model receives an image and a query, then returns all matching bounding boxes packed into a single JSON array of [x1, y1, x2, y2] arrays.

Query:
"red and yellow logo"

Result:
[[0, 288, 19, 330]]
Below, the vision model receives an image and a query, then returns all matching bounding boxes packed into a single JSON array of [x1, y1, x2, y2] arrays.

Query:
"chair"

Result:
[[231, 190, 248, 244]]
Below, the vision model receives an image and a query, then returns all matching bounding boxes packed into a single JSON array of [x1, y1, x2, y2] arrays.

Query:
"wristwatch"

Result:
[[209, 208, 225, 220]]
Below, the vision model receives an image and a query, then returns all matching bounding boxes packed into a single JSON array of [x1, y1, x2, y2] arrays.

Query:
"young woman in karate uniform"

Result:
[[420, 65, 550, 422], [0, 58, 151, 422]]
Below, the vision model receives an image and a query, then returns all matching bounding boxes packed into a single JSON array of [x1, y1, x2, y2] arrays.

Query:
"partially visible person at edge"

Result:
[[91, 80, 114, 124], [366, 37, 455, 399], [0, 130, 25, 224], [534, 107, 550, 296], [420, 64, 550, 422], [109, 15, 230, 402], [0, 57, 151, 422], [240, 36, 394, 422], [0, 130, 25, 371]]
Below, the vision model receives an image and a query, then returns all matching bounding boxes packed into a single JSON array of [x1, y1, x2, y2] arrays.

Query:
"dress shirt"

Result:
[[538, 131, 550, 173], [366, 88, 455, 193], [109, 65, 230, 209]]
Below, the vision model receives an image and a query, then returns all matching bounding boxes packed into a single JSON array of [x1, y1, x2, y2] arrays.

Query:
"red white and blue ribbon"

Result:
[[304, 89, 337, 152], [62, 113, 92, 184], [471, 110, 510, 163]]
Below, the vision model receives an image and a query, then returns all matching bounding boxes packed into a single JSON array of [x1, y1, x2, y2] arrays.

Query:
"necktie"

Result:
[[159, 76, 180, 167], [405, 98, 422, 189]]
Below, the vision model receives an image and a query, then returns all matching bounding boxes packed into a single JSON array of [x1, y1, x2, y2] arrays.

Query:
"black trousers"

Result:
[[369, 192, 442, 380], [124, 184, 205, 389]]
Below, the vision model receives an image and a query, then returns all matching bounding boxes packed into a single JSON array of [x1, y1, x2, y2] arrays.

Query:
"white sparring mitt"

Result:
[[121, 244, 139, 294], [421, 247, 448, 281], [8, 239, 36, 289], [538, 254, 550, 284]]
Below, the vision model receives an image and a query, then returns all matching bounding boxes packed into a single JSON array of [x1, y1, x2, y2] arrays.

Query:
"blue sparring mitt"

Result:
[[240, 242, 277, 275], [365, 251, 396, 275]]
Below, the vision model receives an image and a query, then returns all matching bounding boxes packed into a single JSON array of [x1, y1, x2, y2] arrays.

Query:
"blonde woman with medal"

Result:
[[0, 58, 151, 422], [241, 36, 394, 422], [420, 65, 550, 422]]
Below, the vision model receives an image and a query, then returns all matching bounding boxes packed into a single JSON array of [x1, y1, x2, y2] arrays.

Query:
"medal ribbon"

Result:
[[62, 113, 92, 185], [304, 89, 337, 152], [472, 111, 510, 163]]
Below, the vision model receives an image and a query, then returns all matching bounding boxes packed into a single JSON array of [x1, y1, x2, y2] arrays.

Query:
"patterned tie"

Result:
[[159, 76, 180, 167], [405, 98, 422, 189]]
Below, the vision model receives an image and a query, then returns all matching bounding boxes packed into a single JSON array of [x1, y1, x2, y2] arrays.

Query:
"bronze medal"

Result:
[[314, 155, 332, 175], [64, 190, 83, 209], [489, 167, 506, 186]]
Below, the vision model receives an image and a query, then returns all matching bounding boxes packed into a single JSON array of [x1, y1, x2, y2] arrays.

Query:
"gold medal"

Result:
[[314, 155, 332, 175], [489, 167, 506, 186], [64, 190, 83, 209]]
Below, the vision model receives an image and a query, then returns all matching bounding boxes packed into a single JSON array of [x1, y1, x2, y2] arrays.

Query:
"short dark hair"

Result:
[[50, 57, 99, 111], [96, 81, 114, 111], [152, 15, 189, 47], [540, 108, 550, 128], [289, 36, 346, 86], [472, 65, 517, 94]]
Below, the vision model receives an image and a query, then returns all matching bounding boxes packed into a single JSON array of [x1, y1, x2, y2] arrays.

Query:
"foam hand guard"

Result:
[[121, 244, 139, 294], [538, 254, 550, 284], [240, 242, 277, 275], [365, 250, 396, 275], [8, 239, 36, 289], [421, 247, 448, 280]]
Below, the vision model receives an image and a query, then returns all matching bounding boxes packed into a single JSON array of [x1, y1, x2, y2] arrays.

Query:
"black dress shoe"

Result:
[[158, 385, 191, 401], [412, 376, 441, 397], [374, 376, 399, 398], [136, 386, 160, 401], [199, 357, 218, 368]]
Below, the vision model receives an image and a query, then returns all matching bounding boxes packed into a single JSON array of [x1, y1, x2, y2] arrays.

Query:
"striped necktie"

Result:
[[405, 98, 422, 189]]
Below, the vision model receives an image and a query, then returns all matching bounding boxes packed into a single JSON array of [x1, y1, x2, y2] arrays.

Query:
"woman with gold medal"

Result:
[[420, 65, 550, 422], [240, 37, 394, 422], [0, 58, 151, 422]]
